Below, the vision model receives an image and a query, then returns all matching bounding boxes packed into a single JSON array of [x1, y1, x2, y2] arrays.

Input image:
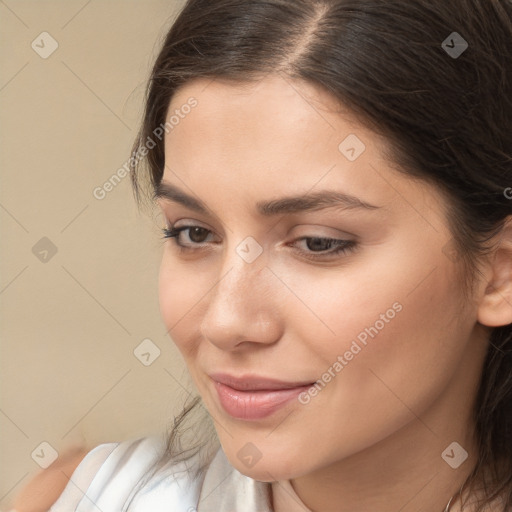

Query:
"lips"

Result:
[[209, 373, 316, 420], [209, 372, 316, 391]]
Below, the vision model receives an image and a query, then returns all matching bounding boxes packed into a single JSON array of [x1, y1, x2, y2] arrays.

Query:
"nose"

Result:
[[199, 246, 282, 352]]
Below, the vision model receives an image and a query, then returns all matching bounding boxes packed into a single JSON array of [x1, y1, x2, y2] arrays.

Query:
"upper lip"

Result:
[[209, 372, 316, 391]]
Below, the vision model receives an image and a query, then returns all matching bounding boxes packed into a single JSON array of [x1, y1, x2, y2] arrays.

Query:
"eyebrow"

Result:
[[153, 181, 381, 216]]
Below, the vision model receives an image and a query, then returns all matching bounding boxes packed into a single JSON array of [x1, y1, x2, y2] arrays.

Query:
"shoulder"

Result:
[[49, 435, 204, 511]]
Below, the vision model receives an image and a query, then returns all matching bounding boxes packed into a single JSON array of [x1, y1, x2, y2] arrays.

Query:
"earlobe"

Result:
[[477, 218, 512, 328]]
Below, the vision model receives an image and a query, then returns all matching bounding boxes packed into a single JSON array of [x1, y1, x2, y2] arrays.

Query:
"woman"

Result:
[[48, 0, 512, 510]]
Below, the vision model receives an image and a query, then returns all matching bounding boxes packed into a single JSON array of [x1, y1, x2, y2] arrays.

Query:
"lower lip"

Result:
[[212, 380, 313, 420]]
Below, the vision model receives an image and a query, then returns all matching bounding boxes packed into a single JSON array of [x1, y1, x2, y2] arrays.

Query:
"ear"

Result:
[[478, 216, 512, 327]]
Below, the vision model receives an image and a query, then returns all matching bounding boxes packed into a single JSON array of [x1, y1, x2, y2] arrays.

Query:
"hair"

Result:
[[126, 0, 512, 510]]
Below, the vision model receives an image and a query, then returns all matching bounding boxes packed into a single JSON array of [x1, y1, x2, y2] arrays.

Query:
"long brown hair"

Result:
[[128, 1, 512, 510]]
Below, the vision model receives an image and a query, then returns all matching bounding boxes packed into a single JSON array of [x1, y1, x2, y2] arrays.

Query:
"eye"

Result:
[[161, 225, 216, 249], [291, 236, 357, 260], [161, 224, 357, 260]]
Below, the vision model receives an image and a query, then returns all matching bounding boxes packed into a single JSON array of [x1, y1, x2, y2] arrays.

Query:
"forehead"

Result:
[[163, 75, 445, 222], [167, 75, 365, 148]]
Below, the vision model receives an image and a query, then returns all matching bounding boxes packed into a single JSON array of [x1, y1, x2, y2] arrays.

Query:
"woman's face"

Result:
[[157, 75, 487, 481]]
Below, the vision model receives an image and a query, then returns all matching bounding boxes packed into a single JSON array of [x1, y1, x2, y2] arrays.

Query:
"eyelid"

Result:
[[163, 217, 217, 235], [290, 224, 357, 240], [163, 218, 357, 243], [158, 202, 362, 235]]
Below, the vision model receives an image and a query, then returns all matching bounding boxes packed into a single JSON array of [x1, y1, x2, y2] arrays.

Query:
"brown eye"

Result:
[[188, 227, 210, 243], [305, 237, 338, 252], [291, 237, 357, 261], [161, 225, 216, 249]]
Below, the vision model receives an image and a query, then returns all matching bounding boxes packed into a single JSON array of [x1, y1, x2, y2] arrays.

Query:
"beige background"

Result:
[[0, 0, 191, 508]]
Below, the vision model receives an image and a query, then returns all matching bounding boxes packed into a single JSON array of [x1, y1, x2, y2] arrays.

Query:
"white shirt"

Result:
[[49, 435, 312, 512]]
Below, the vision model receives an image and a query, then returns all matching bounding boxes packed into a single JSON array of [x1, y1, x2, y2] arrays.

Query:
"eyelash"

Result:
[[161, 225, 357, 261]]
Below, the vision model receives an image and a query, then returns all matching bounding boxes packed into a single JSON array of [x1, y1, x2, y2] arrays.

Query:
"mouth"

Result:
[[209, 373, 317, 420]]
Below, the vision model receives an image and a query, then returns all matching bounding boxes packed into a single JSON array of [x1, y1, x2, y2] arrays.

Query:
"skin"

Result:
[[157, 75, 512, 512], [11, 447, 89, 512]]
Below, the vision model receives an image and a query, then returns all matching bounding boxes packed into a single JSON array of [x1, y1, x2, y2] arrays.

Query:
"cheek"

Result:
[[158, 253, 206, 356], [257, 265, 467, 471], [367, 272, 467, 395], [282, 253, 465, 412], [275, 257, 406, 361]]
